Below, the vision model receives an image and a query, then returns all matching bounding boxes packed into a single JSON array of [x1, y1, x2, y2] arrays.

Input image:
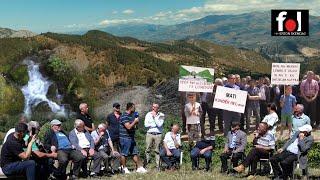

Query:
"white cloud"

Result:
[[99, 18, 143, 25], [97, 0, 320, 27], [112, 10, 118, 14], [122, 9, 134, 14]]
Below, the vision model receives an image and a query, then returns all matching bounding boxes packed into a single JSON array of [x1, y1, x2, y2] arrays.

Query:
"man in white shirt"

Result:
[[160, 124, 181, 171], [270, 124, 313, 180], [69, 119, 103, 177], [261, 103, 279, 137], [144, 103, 165, 167]]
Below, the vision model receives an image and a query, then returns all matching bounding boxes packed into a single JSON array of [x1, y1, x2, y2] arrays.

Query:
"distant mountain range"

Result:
[[101, 12, 320, 62], [0, 27, 37, 38]]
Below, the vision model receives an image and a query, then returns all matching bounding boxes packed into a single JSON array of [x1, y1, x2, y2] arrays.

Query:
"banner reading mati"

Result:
[[271, 63, 300, 85], [178, 65, 214, 92], [178, 79, 214, 93], [213, 86, 248, 113]]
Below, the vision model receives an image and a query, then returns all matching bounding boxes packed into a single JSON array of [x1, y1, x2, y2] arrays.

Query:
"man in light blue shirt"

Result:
[[144, 103, 165, 167], [292, 104, 311, 136]]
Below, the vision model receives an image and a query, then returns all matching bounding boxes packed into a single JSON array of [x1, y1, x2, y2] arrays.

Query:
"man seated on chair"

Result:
[[191, 134, 215, 171], [44, 119, 85, 180], [270, 124, 313, 180], [220, 121, 247, 173], [69, 119, 103, 177], [160, 124, 181, 171], [0, 123, 36, 180], [91, 123, 120, 174], [234, 122, 275, 176]]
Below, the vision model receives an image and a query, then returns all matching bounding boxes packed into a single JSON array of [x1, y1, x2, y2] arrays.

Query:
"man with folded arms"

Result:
[[144, 103, 165, 168], [270, 124, 313, 180]]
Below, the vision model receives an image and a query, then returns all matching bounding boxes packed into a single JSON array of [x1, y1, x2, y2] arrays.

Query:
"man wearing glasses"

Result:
[[144, 103, 165, 168], [44, 119, 85, 180]]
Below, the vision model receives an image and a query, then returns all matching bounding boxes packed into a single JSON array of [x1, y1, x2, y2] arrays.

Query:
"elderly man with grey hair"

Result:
[[292, 104, 311, 136], [69, 119, 103, 177], [91, 123, 120, 173], [44, 119, 85, 180]]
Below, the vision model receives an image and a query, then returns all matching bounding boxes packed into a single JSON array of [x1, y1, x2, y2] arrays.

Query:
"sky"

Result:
[[1, 0, 319, 33]]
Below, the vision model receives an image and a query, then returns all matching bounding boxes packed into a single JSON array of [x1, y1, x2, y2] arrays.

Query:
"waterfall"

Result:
[[21, 59, 65, 116]]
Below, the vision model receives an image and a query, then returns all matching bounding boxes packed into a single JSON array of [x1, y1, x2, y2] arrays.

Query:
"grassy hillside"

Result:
[[0, 30, 272, 132]]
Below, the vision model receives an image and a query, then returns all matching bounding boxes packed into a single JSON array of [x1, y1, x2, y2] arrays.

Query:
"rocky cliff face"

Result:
[[0, 27, 36, 38]]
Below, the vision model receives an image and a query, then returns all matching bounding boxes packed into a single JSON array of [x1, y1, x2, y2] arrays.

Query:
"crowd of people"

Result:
[[0, 70, 319, 180]]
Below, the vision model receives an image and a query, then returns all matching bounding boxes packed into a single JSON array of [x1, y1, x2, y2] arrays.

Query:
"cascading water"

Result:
[[21, 59, 65, 116]]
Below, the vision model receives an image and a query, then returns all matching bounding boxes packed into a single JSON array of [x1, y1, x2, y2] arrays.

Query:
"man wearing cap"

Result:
[[270, 124, 314, 180], [0, 123, 36, 180], [77, 103, 95, 133], [190, 135, 215, 171], [106, 103, 122, 151], [144, 103, 165, 167], [44, 119, 85, 180]]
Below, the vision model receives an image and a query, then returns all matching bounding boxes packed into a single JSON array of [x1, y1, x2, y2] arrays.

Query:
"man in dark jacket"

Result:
[[270, 124, 314, 180], [105, 103, 121, 151], [44, 119, 85, 180], [191, 135, 215, 171], [220, 122, 247, 172]]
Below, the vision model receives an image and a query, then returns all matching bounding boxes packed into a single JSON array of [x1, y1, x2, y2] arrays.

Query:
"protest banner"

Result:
[[213, 86, 248, 113], [271, 63, 300, 85], [178, 65, 214, 92]]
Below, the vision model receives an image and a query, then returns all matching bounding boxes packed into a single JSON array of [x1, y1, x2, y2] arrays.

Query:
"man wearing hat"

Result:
[[106, 103, 122, 151], [270, 124, 314, 180], [44, 119, 85, 180]]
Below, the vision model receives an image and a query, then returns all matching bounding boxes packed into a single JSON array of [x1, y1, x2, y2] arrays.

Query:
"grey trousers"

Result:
[[99, 147, 121, 171], [145, 133, 162, 166]]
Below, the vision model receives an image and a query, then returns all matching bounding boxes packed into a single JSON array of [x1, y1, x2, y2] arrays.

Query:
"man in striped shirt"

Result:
[[234, 122, 275, 176], [119, 102, 147, 174]]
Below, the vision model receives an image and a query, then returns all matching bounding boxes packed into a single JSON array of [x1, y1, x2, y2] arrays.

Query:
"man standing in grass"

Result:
[[119, 102, 147, 174], [144, 103, 165, 168], [279, 85, 297, 138]]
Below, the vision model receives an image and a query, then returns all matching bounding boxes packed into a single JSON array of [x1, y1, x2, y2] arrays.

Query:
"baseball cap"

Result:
[[50, 119, 62, 126], [298, 124, 312, 133], [113, 103, 121, 108]]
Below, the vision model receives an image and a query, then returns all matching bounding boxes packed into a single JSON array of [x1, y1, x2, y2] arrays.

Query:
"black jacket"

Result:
[[44, 129, 69, 152]]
